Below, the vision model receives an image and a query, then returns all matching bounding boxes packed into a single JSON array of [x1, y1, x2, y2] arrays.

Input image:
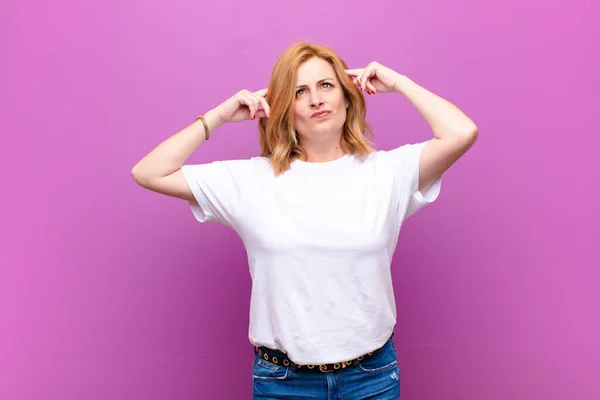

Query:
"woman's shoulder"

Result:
[[212, 155, 270, 166], [367, 142, 428, 160], [349, 149, 381, 164], [220, 156, 273, 176]]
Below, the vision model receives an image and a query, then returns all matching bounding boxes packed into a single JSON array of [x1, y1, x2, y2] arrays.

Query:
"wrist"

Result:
[[393, 74, 411, 95], [203, 108, 226, 133]]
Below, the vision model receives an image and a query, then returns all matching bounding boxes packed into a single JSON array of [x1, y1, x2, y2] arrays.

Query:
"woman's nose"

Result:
[[310, 96, 324, 108]]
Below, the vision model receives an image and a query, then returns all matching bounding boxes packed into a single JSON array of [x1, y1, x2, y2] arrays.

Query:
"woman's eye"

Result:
[[296, 83, 332, 97]]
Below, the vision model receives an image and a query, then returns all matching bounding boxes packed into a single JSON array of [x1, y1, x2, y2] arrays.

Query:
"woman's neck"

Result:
[[298, 136, 345, 163]]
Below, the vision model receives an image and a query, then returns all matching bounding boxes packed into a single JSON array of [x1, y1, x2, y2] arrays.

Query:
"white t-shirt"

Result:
[[181, 140, 442, 365]]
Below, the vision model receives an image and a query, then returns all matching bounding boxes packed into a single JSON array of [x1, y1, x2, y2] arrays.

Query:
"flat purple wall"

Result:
[[1, 0, 598, 398]]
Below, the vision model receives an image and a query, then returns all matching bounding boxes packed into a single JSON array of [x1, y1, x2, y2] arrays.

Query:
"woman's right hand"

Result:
[[213, 88, 270, 124]]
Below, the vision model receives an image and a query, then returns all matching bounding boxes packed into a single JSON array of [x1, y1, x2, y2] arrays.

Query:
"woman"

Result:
[[131, 42, 478, 399]]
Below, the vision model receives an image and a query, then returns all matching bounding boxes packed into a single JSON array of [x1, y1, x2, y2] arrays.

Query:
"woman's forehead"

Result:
[[296, 58, 336, 84]]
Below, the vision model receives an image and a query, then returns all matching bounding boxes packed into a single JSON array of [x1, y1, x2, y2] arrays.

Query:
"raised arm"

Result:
[[131, 89, 270, 201]]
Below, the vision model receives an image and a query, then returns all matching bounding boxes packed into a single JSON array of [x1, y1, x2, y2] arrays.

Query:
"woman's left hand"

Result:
[[346, 62, 404, 95]]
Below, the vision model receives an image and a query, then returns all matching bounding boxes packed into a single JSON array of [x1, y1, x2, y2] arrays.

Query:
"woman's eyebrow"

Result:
[[296, 78, 334, 89]]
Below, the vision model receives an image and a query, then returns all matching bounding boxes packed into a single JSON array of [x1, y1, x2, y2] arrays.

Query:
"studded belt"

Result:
[[253, 334, 392, 373]]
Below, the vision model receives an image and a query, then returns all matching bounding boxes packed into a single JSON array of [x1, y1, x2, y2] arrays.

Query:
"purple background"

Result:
[[2, 0, 598, 398]]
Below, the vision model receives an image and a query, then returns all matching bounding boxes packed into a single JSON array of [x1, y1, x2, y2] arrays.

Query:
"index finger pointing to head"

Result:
[[255, 88, 268, 97], [258, 96, 270, 117], [345, 69, 362, 76]]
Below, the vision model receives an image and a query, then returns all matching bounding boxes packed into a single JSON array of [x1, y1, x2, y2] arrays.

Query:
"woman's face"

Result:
[[293, 57, 348, 143]]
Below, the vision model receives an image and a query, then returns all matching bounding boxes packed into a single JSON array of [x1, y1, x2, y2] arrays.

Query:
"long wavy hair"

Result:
[[258, 43, 374, 176]]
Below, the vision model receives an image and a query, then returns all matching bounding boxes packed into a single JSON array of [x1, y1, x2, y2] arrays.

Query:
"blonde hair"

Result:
[[258, 42, 374, 176]]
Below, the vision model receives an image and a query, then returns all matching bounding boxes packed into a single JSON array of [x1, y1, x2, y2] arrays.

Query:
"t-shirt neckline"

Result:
[[291, 153, 352, 169]]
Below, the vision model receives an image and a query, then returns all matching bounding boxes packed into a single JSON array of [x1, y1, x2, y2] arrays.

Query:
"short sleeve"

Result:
[[382, 140, 443, 221], [180, 159, 253, 227]]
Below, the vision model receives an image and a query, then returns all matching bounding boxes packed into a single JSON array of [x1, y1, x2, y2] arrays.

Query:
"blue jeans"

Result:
[[252, 336, 400, 399]]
